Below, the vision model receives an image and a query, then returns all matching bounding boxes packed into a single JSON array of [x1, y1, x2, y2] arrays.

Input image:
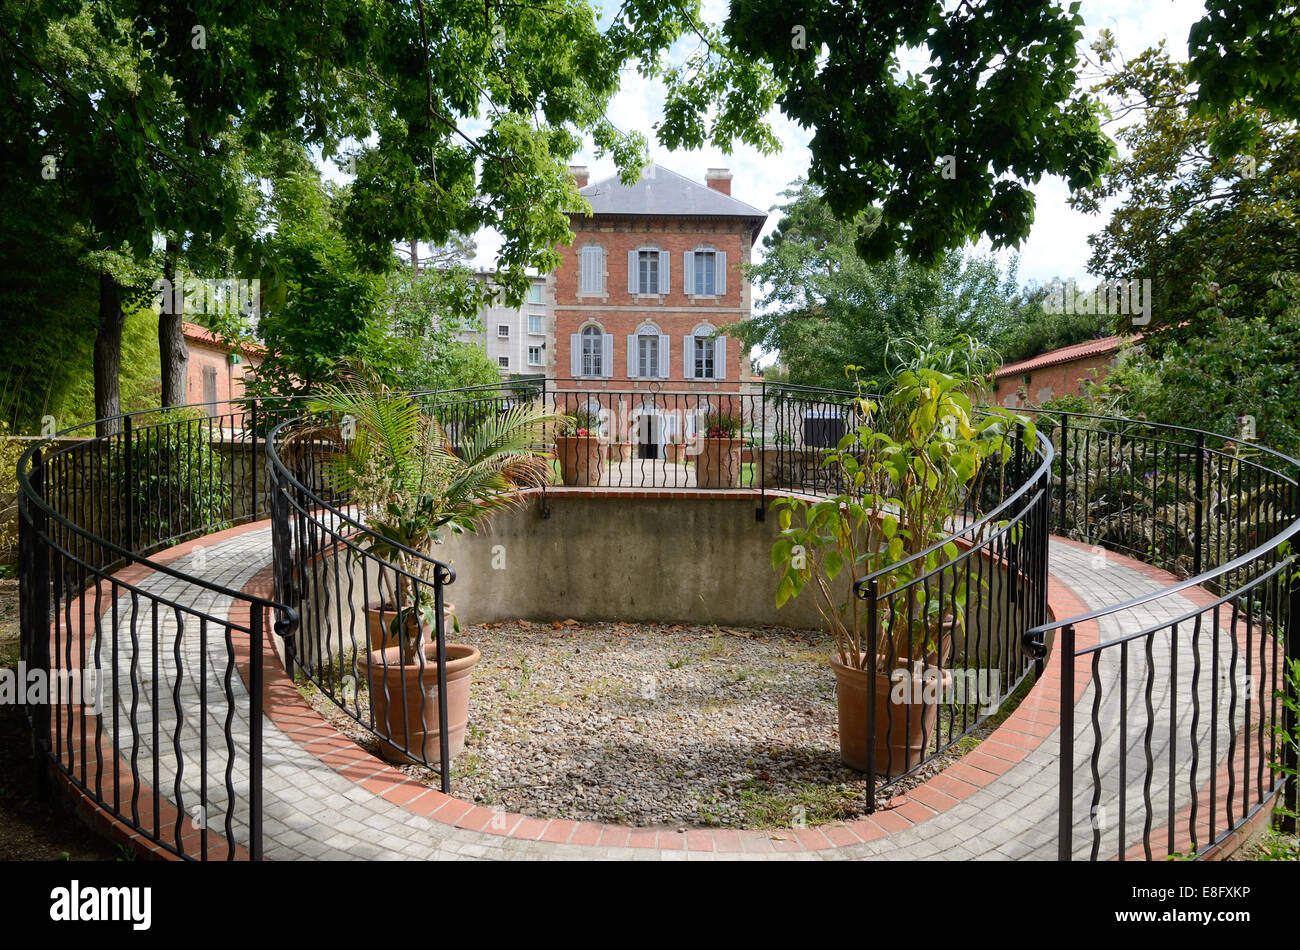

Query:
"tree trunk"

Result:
[[159, 243, 189, 407], [409, 239, 420, 278], [94, 272, 125, 437]]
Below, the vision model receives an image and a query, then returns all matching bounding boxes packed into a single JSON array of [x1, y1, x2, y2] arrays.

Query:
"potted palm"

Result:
[[306, 363, 554, 764], [555, 408, 606, 486], [695, 408, 744, 487], [770, 365, 1030, 774]]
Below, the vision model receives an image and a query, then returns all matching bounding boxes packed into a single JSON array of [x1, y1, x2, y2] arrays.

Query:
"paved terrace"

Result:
[[57, 518, 1276, 861]]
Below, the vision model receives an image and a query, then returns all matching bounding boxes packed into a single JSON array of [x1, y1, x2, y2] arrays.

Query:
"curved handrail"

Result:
[[14, 397, 305, 622]]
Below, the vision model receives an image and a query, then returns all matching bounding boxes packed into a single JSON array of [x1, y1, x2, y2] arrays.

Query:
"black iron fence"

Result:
[[15, 399, 300, 860], [1022, 410, 1300, 860], [12, 381, 1300, 862]]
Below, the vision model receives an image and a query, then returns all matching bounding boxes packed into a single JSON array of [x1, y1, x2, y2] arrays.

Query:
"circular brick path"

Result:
[[58, 521, 1276, 860]]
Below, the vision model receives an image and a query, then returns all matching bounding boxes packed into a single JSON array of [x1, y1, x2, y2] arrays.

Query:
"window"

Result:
[[581, 326, 602, 376], [497, 324, 510, 338], [497, 356, 510, 368], [637, 250, 659, 295], [693, 251, 716, 296], [528, 314, 543, 335], [684, 327, 726, 380], [527, 283, 543, 304], [580, 246, 604, 294], [528, 346, 542, 366], [638, 335, 659, 378], [694, 336, 715, 379], [685, 249, 727, 296]]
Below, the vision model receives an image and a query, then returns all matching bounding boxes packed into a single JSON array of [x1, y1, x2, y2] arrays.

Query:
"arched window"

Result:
[[627, 321, 668, 379], [684, 323, 726, 380], [581, 325, 603, 377]]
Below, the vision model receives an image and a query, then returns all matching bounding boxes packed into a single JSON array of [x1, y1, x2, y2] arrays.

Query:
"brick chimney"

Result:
[[569, 165, 589, 188], [705, 168, 732, 196]]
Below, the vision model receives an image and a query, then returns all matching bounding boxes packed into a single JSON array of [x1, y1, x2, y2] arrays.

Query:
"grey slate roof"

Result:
[[578, 165, 768, 227]]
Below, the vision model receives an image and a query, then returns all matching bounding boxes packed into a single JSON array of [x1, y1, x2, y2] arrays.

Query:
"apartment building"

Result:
[[460, 271, 552, 377]]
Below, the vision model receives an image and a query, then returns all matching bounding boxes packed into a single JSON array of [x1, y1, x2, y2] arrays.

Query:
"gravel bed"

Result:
[[303, 618, 1016, 830]]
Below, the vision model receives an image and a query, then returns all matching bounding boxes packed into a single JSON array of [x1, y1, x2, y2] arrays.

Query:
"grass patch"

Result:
[[735, 779, 862, 828]]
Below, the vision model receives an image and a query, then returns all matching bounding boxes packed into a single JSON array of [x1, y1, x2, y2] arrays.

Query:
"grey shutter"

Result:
[[658, 334, 671, 378], [658, 250, 670, 294], [715, 335, 727, 379], [602, 334, 613, 377], [683, 251, 694, 295], [570, 334, 582, 377], [627, 335, 638, 378], [716, 251, 727, 296], [682, 336, 695, 379], [628, 250, 638, 294]]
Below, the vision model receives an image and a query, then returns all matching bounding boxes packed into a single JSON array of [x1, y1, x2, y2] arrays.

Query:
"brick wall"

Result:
[[993, 354, 1118, 407], [552, 215, 755, 392]]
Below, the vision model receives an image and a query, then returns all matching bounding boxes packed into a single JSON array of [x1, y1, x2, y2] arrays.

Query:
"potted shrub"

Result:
[[608, 440, 634, 462], [770, 365, 1031, 774], [695, 409, 744, 488], [554, 408, 606, 486], [307, 363, 554, 764]]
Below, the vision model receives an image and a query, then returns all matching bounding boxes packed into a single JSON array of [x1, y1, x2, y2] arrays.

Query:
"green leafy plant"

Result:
[[770, 365, 1031, 671], [305, 361, 555, 660], [106, 408, 231, 550], [701, 410, 742, 439], [561, 408, 602, 437]]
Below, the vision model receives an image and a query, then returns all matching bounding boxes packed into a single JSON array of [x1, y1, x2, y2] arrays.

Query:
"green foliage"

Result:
[[0, 421, 23, 568], [656, 0, 1113, 263], [701, 410, 742, 439], [992, 285, 1114, 364], [770, 365, 1030, 670], [1071, 44, 1300, 346], [737, 180, 1025, 391], [107, 408, 230, 550], [306, 362, 555, 659], [562, 409, 603, 435]]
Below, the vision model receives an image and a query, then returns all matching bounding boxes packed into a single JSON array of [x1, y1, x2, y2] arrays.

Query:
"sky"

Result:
[[461, 0, 1210, 289]]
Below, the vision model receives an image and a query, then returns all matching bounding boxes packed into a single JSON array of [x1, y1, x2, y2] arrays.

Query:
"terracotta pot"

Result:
[[363, 641, 481, 764], [607, 440, 633, 462], [555, 435, 606, 486], [696, 437, 743, 488], [830, 655, 953, 775], [363, 601, 457, 653]]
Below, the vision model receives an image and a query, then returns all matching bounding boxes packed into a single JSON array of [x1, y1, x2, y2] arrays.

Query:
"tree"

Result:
[[652, 0, 1115, 264], [737, 180, 1023, 390], [1070, 44, 1300, 350]]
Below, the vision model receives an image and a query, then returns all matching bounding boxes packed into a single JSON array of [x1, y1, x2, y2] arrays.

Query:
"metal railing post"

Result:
[[249, 605, 264, 861], [757, 379, 766, 521], [1058, 623, 1076, 861], [1057, 414, 1069, 532], [122, 415, 134, 552], [26, 450, 52, 798], [1193, 430, 1206, 577], [1283, 543, 1299, 833]]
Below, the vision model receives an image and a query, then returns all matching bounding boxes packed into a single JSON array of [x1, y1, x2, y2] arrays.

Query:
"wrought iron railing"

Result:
[[13, 381, 1299, 862], [1021, 410, 1300, 860], [15, 399, 300, 860]]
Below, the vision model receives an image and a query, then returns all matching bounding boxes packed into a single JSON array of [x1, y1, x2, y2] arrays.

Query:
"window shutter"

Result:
[[570, 334, 581, 377], [682, 336, 695, 379], [602, 334, 613, 376], [627, 335, 638, 378], [716, 251, 727, 296], [658, 250, 670, 294], [683, 251, 694, 295], [658, 335, 671, 378], [715, 335, 727, 379], [628, 250, 638, 295]]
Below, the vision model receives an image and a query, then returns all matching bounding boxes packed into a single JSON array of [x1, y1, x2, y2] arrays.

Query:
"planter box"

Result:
[[555, 435, 606, 486], [696, 437, 743, 488]]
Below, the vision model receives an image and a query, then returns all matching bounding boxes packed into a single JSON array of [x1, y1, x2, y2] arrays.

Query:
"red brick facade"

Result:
[[551, 167, 765, 397], [992, 336, 1122, 408], [183, 323, 263, 416]]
